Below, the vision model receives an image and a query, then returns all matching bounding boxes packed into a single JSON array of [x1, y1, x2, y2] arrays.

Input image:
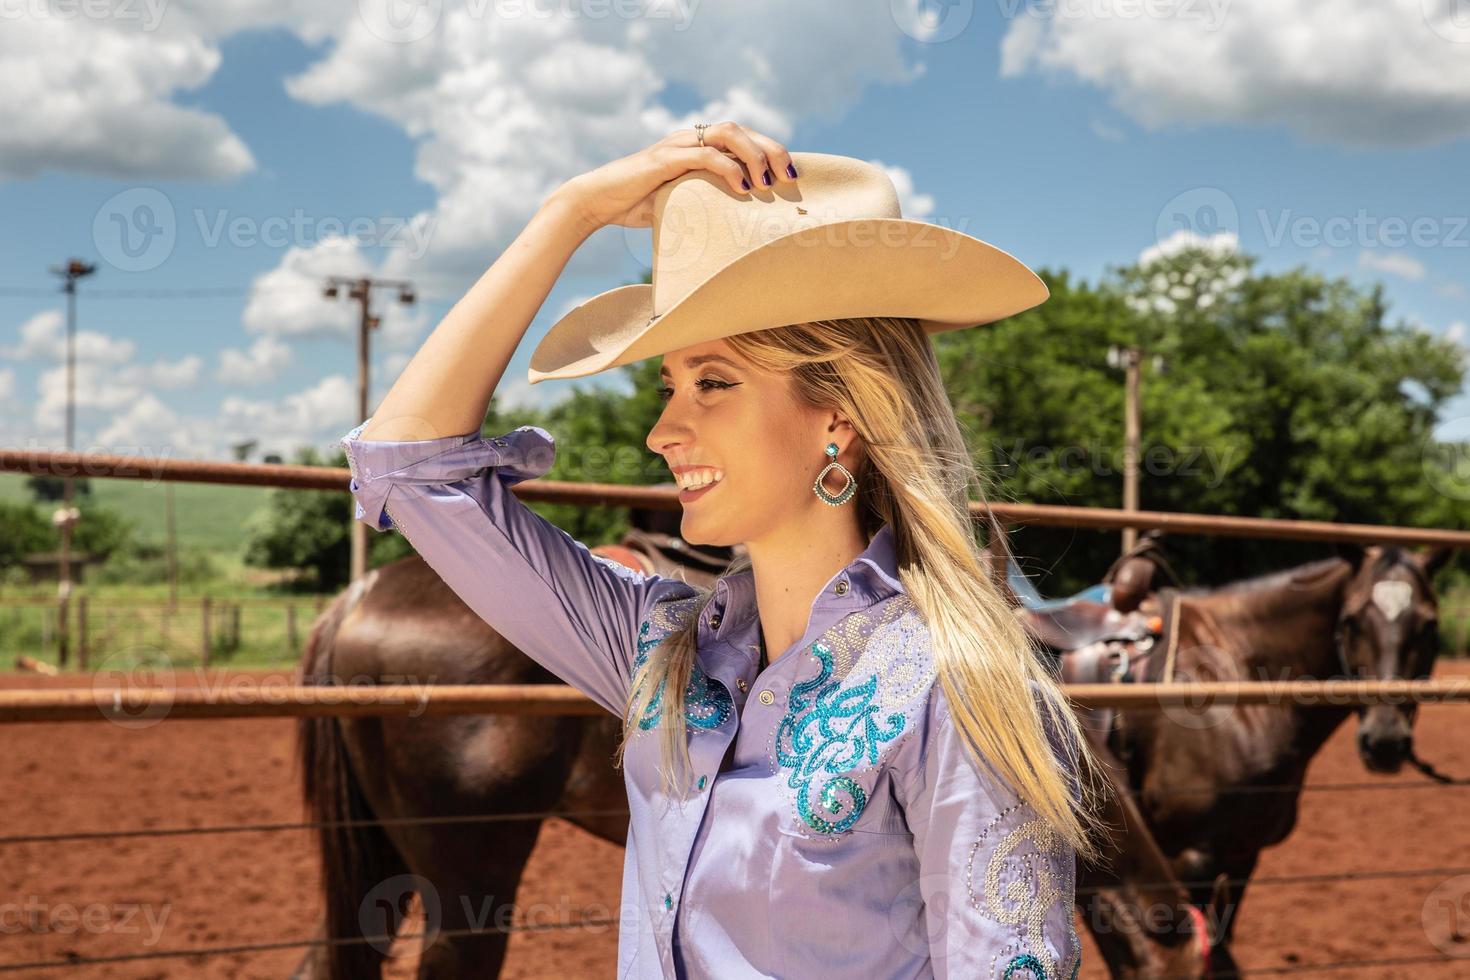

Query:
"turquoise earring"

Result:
[[813, 442, 856, 506]]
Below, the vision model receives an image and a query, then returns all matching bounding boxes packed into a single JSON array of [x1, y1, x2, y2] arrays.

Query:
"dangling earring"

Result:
[[813, 442, 857, 506]]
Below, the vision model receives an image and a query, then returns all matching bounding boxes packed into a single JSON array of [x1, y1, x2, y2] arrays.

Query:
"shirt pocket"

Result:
[[774, 763, 913, 840]]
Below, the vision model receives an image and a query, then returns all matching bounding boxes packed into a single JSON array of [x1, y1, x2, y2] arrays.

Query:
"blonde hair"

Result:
[[614, 315, 1112, 863]]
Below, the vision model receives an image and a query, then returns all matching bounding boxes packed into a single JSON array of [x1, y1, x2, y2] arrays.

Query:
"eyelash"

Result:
[[656, 378, 736, 401]]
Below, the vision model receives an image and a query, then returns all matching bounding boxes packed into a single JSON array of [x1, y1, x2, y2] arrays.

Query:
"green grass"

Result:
[[0, 472, 280, 554]]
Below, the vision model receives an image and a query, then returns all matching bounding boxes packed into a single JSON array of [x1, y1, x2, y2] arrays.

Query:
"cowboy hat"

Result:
[[527, 151, 1048, 385]]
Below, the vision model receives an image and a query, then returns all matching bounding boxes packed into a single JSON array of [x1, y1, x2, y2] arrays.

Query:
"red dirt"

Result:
[[2, 662, 1467, 978]]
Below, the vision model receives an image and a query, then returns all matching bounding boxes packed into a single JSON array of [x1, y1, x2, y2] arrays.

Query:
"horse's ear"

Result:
[[1334, 541, 1366, 572], [1416, 545, 1453, 578]]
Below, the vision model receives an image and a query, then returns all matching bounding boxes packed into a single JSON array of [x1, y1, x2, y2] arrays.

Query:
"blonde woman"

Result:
[[342, 122, 1110, 978]]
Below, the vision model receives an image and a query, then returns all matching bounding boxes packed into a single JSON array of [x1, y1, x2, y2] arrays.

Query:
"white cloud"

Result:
[[0, 14, 254, 180], [241, 237, 428, 350], [0, 367, 15, 401], [870, 160, 935, 219], [217, 335, 294, 385], [1, 309, 135, 363], [1446, 321, 1467, 346], [1000, 1, 1470, 147], [1138, 228, 1238, 267], [1357, 250, 1427, 281], [218, 374, 360, 459], [278, 1, 922, 285], [35, 355, 201, 422]]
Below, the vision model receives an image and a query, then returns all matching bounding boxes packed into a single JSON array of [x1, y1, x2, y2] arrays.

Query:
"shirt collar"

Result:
[[706, 523, 903, 641]]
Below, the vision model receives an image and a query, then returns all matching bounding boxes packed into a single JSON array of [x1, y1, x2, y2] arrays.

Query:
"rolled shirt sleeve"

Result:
[[338, 417, 687, 717], [897, 680, 1084, 979]]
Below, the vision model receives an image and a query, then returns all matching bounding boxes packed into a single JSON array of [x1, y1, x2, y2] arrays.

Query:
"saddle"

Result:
[[1006, 533, 1186, 753], [590, 526, 737, 587]]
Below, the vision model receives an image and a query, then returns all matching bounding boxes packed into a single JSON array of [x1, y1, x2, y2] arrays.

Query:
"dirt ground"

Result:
[[2, 661, 1467, 978]]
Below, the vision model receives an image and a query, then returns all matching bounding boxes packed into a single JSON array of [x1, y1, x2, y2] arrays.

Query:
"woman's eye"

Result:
[[656, 379, 736, 401]]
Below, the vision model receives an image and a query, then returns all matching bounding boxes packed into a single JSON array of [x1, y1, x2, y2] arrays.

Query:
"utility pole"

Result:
[[324, 276, 416, 582], [48, 258, 97, 668], [1107, 344, 1165, 557]]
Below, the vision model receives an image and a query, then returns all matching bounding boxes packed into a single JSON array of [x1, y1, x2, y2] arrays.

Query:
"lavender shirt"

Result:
[[341, 418, 1083, 979]]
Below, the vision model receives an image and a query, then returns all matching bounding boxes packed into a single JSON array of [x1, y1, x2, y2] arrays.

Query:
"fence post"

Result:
[[77, 595, 89, 671], [201, 596, 212, 667], [287, 604, 298, 655]]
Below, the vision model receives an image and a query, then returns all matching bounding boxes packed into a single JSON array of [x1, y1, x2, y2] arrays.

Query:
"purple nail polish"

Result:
[[741, 177, 750, 190], [786, 163, 798, 179], [762, 169, 772, 186]]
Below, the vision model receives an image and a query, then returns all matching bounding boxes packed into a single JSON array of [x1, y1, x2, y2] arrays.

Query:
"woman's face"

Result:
[[646, 338, 848, 548]]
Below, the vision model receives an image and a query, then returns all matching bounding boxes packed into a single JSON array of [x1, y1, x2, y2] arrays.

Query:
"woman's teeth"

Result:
[[677, 468, 724, 491]]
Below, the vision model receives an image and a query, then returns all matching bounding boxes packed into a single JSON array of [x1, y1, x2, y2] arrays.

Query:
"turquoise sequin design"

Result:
[[774, 639, 906, 833], [999, 951, 1081, 979], [631, 615, 732, 732]]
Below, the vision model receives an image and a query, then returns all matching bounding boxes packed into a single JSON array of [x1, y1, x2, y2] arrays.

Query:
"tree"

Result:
[[241, 444, 413, 592], [937, 246, 1466, 594]]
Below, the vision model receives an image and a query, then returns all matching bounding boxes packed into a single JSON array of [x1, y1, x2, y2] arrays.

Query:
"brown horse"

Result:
[[292, 504, 1225, 978], [1098, 542, 1453, 952], [290, 501, 738, 979]]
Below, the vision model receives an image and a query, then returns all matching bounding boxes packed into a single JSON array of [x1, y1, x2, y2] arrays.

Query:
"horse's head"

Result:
[[1334, 544, 1452, 773]]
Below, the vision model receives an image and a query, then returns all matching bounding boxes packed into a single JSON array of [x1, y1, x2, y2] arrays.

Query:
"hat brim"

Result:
[[528, 218, 1048, 384]]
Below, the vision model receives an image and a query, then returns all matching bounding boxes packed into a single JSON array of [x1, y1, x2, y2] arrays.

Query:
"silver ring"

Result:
[[694, 122, 709, 147]]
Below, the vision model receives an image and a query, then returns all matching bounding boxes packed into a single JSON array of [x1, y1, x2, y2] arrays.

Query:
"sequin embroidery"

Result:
[[967, 801, 1082, 980], [774, 595, 935, 835], [631, 594, 733, 732]]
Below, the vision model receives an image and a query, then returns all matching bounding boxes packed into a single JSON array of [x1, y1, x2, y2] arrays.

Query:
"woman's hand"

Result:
[[558, 122, 798, 231]]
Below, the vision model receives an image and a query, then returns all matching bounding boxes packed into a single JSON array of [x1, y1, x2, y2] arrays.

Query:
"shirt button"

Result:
[[709, 613, 721, 629], [492, 437, 508, 447], [697, 774, 707, 790], [834, 579, 849, 596], [664, 892, 673, 910], [758, 690, 775, 705], [736, 677, 748, 692]]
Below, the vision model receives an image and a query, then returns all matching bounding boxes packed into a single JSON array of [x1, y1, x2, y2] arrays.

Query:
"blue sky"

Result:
[[1, 1, 1466, 461]]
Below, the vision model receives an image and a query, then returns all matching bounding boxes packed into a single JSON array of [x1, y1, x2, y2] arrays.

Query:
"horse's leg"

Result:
[[295, 589, 414, 980], [346, 709, 582, 979], [1077, 740, 1213, 979]]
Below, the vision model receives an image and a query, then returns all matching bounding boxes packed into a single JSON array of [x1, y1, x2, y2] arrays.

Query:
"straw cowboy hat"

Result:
[[527, 150, 1049, 384]]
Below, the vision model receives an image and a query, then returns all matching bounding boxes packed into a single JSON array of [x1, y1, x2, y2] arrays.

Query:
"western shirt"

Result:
[[340, 418, 1083, 979]]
